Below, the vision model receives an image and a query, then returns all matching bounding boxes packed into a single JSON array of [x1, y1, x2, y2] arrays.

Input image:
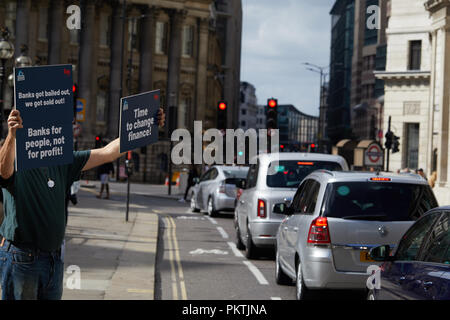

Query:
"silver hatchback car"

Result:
[[275, 171, 439, 300], [234, 153, 348, 259], [190, 165, 249, 216]]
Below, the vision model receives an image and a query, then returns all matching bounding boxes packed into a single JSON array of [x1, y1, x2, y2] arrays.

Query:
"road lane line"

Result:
[[169, 217, 188, 300], [206, 216, 218, 225], [271, 297, 282, 300], [243, 261, 269, 285], [216, 226, 229, 239], [164, 217, 179, 300], [227, 242, 244, 258]]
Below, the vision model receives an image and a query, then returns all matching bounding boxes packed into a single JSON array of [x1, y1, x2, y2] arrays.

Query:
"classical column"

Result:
[[107, 2, 126, 138], [138, 5, 154, 93], [166, 9, 186, 137], [47, 0, 64, 64], [77, 0, 96, 137], [14, 0, 31, 57], [195, 18, 209, 125]]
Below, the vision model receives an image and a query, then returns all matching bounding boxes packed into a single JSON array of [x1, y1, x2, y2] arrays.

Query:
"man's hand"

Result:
[[7, 110, 24, 137]]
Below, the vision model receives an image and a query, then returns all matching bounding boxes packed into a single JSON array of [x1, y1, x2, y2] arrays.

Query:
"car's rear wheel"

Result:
[[190, 194, 200, 212], [296, 259, 311, 300], [235, 216, 245, 250], [207, 197, 218, 217], [275, 248, 291, 285], [245, 222, 258, 259]]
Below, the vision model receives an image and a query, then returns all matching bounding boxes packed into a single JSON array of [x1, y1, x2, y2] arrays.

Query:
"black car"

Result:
[[369, 207, 450, 300]]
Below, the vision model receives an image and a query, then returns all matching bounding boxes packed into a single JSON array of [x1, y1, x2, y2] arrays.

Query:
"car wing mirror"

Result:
[[273, 203, 294, 216], [369, 245, 393, 262]]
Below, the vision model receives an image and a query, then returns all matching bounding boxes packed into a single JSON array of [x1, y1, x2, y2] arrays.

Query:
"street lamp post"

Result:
[[0, 27, 15, 139], [303, 62, 328, 153]]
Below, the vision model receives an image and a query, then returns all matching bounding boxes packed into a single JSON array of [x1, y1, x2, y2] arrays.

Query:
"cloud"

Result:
[[241, 0, 334, 116]]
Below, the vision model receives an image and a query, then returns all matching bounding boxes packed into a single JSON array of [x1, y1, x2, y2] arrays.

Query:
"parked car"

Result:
[[190, 165, 249, 216], [234, 153, 348, 259], [274, 171, 438, 300], [368, 207, 450, 300]]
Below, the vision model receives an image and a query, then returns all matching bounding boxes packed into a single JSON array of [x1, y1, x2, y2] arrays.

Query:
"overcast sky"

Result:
[[241, 0, 334, 116]]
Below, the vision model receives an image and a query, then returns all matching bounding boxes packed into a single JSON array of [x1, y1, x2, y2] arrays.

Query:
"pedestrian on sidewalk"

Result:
[[96, 145, 115, 199], [0, 108, 165, 300], [180, 164, 198, 202]]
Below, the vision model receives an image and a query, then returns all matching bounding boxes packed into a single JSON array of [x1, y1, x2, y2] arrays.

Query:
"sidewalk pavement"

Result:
[[81, 180, 187, 201], [62, 187, 159, 300]]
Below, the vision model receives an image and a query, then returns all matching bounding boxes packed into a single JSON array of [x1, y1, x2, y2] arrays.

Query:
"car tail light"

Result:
[[257, 199, 266, 218], [219, 181, 226, 193], [307, 217, 330, 244]]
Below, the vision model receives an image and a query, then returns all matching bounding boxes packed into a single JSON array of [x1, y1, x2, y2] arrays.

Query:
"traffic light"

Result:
[[72, 83, 78, 118], [310, 143, 317, 153], [392, 135, 400, 154], [266, 98, 278, 130], [217, 101, 227, 130], [385, 131, 393, 150], [95, 135, 102, 148]]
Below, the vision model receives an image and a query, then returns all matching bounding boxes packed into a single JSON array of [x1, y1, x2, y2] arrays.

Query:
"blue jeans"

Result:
[[0, 240, 64, 300]]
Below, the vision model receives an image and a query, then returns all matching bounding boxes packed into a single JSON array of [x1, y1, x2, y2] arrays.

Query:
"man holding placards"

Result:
[[0, 65, 165, 300]]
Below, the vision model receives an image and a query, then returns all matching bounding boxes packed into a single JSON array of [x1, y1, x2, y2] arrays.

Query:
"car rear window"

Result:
[[266, 160, 343, 188], [323, 182, 438, 221], [223, 169, 249, 179]]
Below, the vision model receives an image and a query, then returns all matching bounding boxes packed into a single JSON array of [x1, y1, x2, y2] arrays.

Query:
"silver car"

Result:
[[234, 153, 348, 259], [190, 165, 249, 216], [275, 171, 439, 300]]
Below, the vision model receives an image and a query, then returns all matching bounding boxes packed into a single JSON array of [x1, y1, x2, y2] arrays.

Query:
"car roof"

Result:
[[307, 170, 429, 185], [252, 153, 348, 168]]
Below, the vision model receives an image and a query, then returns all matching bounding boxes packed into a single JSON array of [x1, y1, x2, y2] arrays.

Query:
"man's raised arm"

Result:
[[82, 107, 165, 172], [0, 110, 23, 179]]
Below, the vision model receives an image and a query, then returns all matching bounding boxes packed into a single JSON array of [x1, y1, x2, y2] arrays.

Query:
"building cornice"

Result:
[[425, 0, 450, 13], [374, 70, 431, 80]]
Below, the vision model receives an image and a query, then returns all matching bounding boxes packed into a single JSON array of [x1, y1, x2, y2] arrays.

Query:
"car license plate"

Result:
[[360, 251, 375, 263]]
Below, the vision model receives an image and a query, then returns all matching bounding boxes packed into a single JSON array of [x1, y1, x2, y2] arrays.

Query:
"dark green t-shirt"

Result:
[[0, 150, 91, 251]]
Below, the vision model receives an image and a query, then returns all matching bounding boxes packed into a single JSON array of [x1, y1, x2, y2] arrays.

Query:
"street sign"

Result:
[[119, 89, 160, 153], [76, 98, 86, 122], [14, 64, 74, 171], [364, 143, 384, 167]]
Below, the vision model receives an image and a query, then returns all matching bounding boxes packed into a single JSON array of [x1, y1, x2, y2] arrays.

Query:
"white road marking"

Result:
[[176, 216, 206, 221], [243, 261, 269, 285], [216, 226, 229, 239], [189, 248, 229, 255], [271, 297, 282, 300], [206, 216, 218, 225], [227, 242, 244, 258]]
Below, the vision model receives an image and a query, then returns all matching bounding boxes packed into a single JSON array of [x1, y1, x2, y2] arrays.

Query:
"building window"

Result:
[[408, 40, 422, 71], [5, 2, 16, 37], [404, 123, 419, 170], [182, 25, 194, 57], [241, 109, 247, 115], [128, 18, 139, 51], [38, 7, 48, 41], [155, 21, 168, 54], [96, 91, 107, 123], [99, 13, 111, 47]]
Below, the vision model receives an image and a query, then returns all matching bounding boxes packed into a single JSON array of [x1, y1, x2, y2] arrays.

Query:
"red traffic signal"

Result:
[[268, 98, 278, 108], [218, 101, 227, 111]]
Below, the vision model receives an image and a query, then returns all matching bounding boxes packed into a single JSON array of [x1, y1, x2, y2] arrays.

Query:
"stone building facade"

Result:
[[238, 81, 258, 131], [0, 0, 243, 183]]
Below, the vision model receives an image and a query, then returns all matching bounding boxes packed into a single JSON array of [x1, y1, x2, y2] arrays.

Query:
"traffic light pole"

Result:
[[386, 116, 391, 172]]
